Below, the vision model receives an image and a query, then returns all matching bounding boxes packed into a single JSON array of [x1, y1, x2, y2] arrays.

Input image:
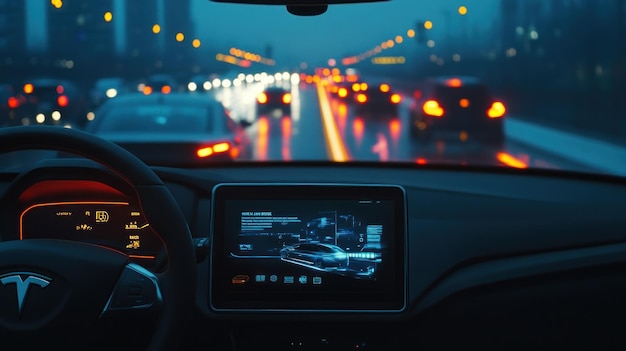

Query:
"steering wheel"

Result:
[[0, 126, 196, 350]]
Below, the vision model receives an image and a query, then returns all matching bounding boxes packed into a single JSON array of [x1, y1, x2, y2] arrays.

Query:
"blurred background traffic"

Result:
[[1, 0, 625, 173]]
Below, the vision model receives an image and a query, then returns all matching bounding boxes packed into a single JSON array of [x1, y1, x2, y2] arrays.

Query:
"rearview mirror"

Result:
[[210, 0, 389, 16]]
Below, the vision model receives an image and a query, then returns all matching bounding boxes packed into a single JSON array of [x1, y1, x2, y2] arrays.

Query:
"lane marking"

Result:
[[316, 83, 349, 162]]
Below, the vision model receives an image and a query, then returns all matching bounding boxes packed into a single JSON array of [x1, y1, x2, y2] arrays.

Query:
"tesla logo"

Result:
[[0, 272, 51, 315]]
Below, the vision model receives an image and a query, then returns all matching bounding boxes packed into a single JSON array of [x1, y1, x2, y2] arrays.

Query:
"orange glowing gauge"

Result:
[[19, 199, 160, 259]]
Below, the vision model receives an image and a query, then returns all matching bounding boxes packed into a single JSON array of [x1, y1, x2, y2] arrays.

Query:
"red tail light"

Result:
[[7, 97, 19, 109], [390, 94, 402, 104], [143, 86, 153, 95], [257, 92, 268, 104], [423, 100, 444, 117], [356, 93, 368, 104], [161, 85, 172, 94], [196, 142, 231, 158], [379, 84, 390, 93], [413, 90, 422, 99], [282, 93, 292, 104], [487, 101, 506, 118], [57, 95, 69, 107], [56, 85, 64, 94]]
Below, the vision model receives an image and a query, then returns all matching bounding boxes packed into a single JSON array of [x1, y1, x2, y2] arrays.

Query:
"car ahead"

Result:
[[352, 82, 402, 117], [187, 74, 213, 92], [85, 93, 250, 165], [409, 76, 506, 146], [140, 74, 179, 95], [280, 243, 349, 270], [8, 79, 87, 128], [256, 86, 292, 117]]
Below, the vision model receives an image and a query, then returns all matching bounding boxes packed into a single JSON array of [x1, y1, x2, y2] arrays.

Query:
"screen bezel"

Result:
[[209, 183, 407, 313]]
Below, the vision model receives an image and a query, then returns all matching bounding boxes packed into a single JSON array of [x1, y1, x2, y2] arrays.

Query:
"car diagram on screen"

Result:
[[280, 243, 349, 271]]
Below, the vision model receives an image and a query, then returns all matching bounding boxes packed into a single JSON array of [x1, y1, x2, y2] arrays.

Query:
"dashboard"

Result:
[[3, 159, 626, 350], [0, 165, 166, 270]]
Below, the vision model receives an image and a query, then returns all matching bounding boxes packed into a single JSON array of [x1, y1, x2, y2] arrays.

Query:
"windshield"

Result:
[[1, 0, 624, 176]]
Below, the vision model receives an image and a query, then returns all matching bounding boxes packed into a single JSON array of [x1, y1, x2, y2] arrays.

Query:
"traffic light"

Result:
[[416, 21, 427, 43]]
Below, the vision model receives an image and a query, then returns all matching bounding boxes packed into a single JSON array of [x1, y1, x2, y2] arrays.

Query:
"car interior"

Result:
[[2, 0, 626, 350]]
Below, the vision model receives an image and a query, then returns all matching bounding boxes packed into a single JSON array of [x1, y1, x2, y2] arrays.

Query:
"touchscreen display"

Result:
[[210, 184, 406, 312]]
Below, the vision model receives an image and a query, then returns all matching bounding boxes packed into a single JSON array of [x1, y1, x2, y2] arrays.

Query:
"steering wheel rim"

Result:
[[0, 126, 196, 350]]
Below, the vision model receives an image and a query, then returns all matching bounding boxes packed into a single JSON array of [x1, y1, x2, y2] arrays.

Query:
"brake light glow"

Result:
[[56, 85, 64, 94], [23, 83, 34, 94], [143, 86, 153, 95], [487, 101, 506, 118], [57, 95, 69, 107], [423, 100, 444, 117], [161, 85, 172, 94], [446, 78, 463, 88], [356, 93, 368, 103], [197, 142, 231, 158], [360, 83, 368, 91], [257, 92, 268, 104], [352, 83, 361, 92], [413, 90, 422, 99], [8, 97, 19, 109], [338, 87, 348, 98], [380, 84, 390, 93], [390, 94, 402, 104], [212, 142, 230, 153], [196, 147, 213, 158], [459, 98, 470, 108], [497, 152, 527, 169], [282, 93, 292, 104]]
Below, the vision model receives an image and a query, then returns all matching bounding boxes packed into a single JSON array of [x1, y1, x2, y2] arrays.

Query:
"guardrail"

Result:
[[505, 118, 626, 176]]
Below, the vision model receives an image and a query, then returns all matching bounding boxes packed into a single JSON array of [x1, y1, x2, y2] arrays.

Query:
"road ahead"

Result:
[[219, 81, 594, 172], [0, 80, 598, 173]]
